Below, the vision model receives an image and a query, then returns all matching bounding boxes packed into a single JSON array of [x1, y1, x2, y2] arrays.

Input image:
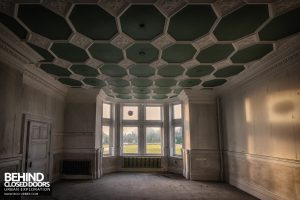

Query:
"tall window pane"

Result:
[[145, 106, 161, 121], [122, 127, 138, 154], [102, 103, 111, 119], [146, 127, 161, 154], [173, 104, 182, 119], [102, 126, 110, 155], [174, 127, 183, 155], [123, 106, 138, 120]]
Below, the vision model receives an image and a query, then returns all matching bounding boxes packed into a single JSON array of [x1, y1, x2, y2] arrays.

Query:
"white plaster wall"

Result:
[[0, 62, 66, 182], [221, 57, 300, 199], [189, 103, 219, 150], [63, 89, 98, 150], [22, 84, 65, 152]]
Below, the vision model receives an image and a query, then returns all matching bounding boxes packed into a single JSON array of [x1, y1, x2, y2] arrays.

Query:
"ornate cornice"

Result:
[[0, 24, 43, 68], [0, 22, 68, 99], [178, 89, 216, 104], [23, 64, 68, 100], [0, 38, 29, 70], [217, 34, 300, 93]]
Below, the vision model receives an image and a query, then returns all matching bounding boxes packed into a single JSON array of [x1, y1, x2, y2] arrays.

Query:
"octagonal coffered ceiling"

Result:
[[1, 0, 300, 100]]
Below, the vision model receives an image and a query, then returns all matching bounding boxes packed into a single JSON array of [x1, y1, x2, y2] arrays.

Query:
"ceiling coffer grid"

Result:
[[1, 0, 300, 100]]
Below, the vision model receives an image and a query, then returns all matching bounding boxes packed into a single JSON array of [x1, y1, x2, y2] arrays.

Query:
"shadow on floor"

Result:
[[50, 172, 258, 200]]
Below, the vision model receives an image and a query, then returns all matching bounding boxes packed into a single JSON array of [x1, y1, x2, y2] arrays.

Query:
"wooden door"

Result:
[[26, 121, 50, 180]]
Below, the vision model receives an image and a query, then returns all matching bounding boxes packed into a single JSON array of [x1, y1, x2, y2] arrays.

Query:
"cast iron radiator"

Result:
[[61, 160, 91, 175], [123, 157, 161, 168]]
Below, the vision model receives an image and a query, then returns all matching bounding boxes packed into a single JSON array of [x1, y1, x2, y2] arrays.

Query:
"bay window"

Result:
[[121, 105, 163, 155]]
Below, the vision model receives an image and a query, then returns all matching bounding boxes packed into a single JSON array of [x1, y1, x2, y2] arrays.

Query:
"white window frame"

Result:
[[120, 104, 164, 156], [170, 103, 184, 157], [102, 102, 114, 156], [144, 125, 163, 155]]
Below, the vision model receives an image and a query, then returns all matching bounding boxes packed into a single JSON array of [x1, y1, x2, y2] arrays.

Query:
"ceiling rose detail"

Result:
[[42, 0, 73, 17], [111, 33, 134, 49], [70, 73, 84, 81], [181, 59, 200, 69], [192, 34, 216, 50], [155, 0, 187, 16], [213, 0, 245, 17], [200, 74, 215, 82], [97, 74, 110, 80], [27, 32, 52, 49], [69, 33, 93, 49], [52, 58, 72, 69], [213, 59, 233, 70], [98, 0, 129, 16], [118, 58, 135, 68], [233, 34, 258, 50], [151, 34, 175, 49], [150, 59, 167, 68], [85, 58, 103, 69], [175, 74, 189, 81], [271, 0, 300, 16]]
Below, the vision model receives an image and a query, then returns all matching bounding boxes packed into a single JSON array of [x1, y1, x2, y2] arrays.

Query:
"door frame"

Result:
[[22, 113, 53, 181]]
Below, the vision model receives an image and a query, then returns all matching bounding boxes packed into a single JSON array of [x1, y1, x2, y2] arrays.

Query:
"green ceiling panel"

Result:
[[0, 12, 27, 39], [202, 79, 227, 87], [112, 87, 131, 94], [83, 78, 106, 87], [18, 4, 72, 40], [51, 43, 89, 62], [133, 87, 151, 94], [214, 65, 245, 77], [179, 79, 201, 87], [155, 79, 177, 87], [88, 43, 123, 63], [69, 5, 117, 40], [129, 65, 155, 77], [117, 94, 132, 99], [40, 64, 71, 77], [28, 43, 54, 62], [135, 94, 150, 99], [168, 5, 217, 41], [120, 5, 165, 40], [70, 64, 99, 77], [100, 64, 127, 77], [131, 78, 153, 87], [158, 65, 184, 77], [162, 44, 196, 63], [58, 78, 82, 87], [107, 78, 129, 87], [0, 2, 284, 98], [196, 44, 235, 63], [259, 7, 300, 41], [186, 65, 215, 77], [213, 5, 269, 41], [152, 94, 168, 99], [126, 43, 159, 63], [231, 44, 273, 63], [153, 88, 171, 94]]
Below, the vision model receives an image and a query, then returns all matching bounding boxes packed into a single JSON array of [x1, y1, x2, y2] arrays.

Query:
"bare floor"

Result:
[[51, 172, 258, 200]]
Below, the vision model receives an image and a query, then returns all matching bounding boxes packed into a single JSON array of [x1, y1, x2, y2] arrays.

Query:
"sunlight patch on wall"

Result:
[[267, 90, 299, 124], [245, 98, 253, 123]]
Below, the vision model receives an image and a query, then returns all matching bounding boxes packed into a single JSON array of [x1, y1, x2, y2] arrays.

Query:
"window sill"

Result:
[[121, 155, 163, 157], [103, 155, 115, 158], [169, 156, 183, 159]]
